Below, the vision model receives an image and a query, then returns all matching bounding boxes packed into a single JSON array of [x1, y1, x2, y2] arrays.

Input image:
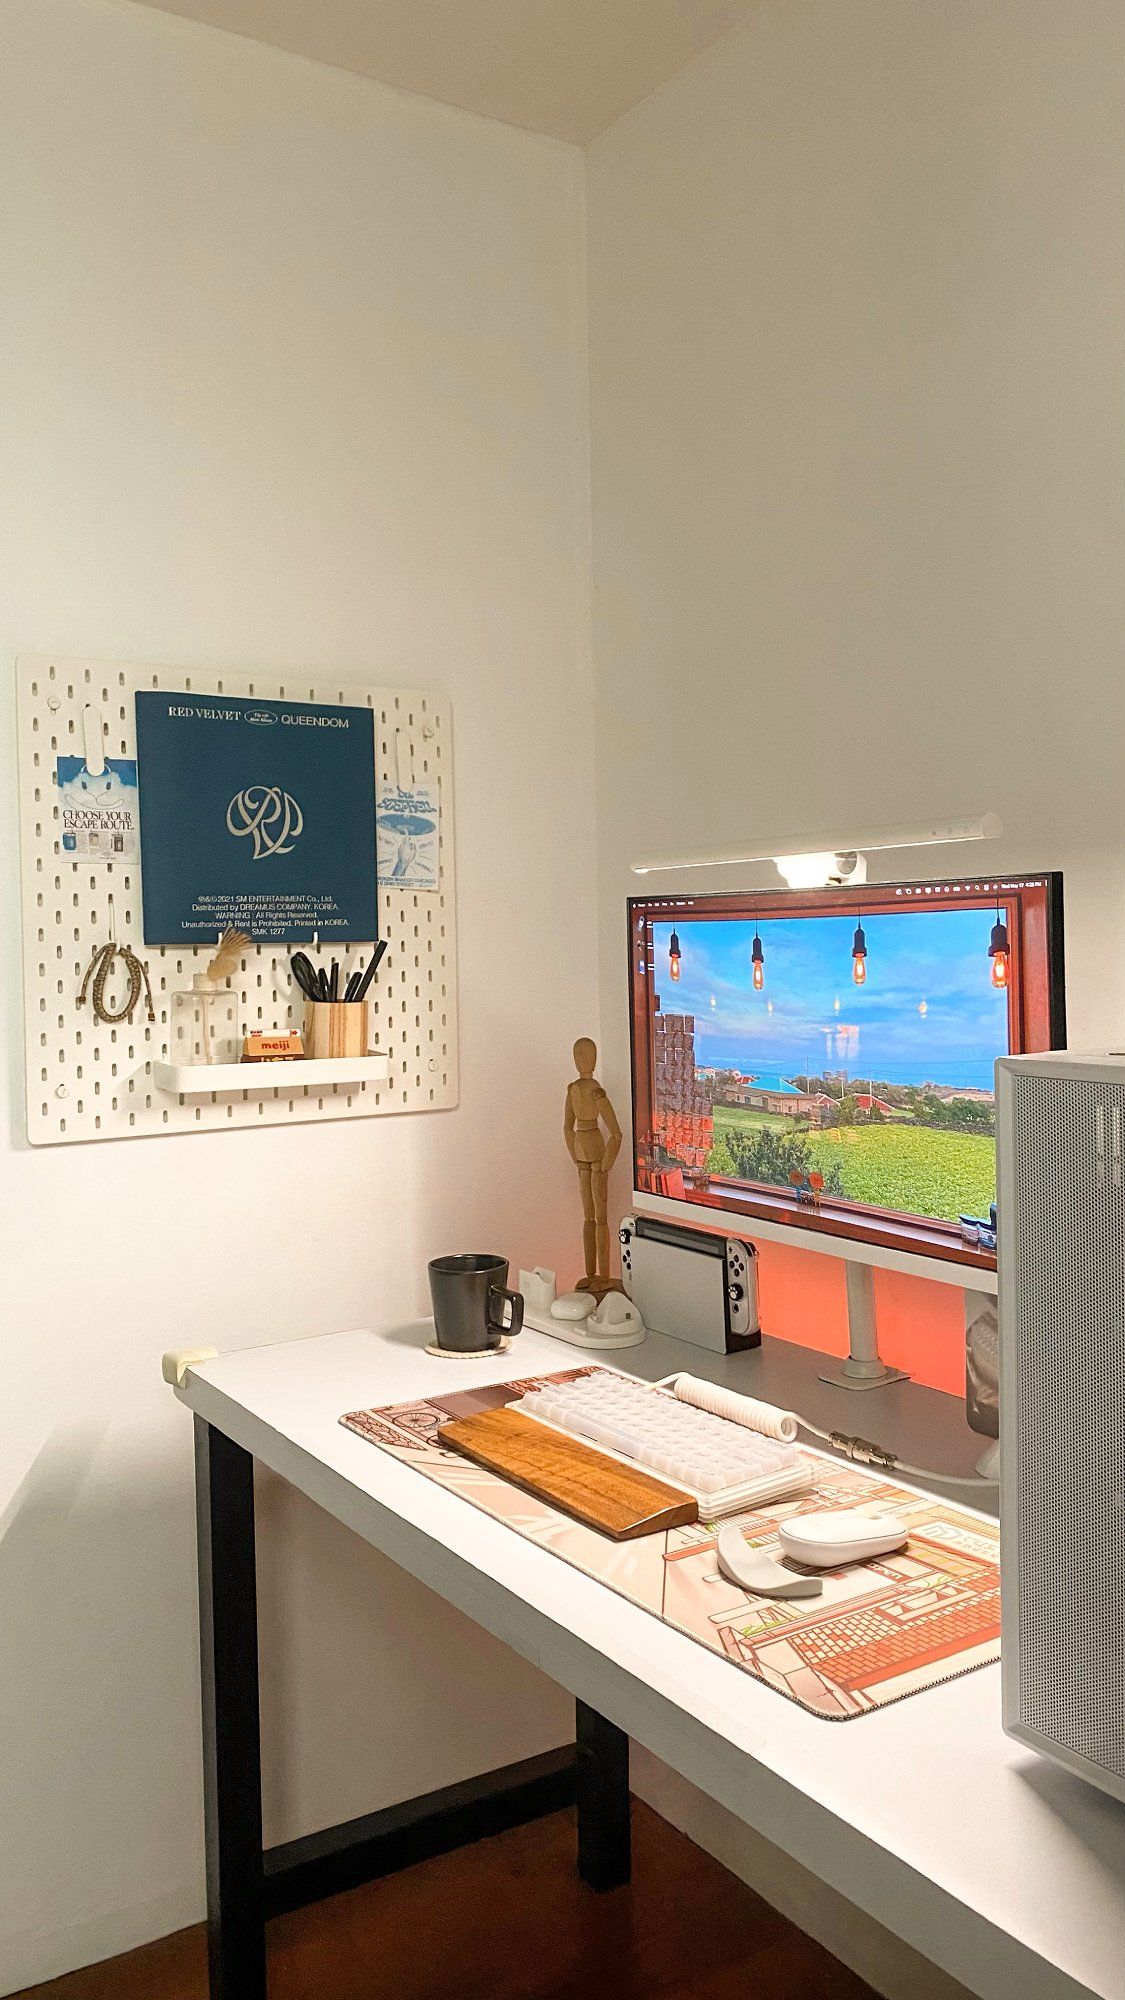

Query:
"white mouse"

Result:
[[550, 1290, 597, 1322], [777, 1509, 908, 1569]]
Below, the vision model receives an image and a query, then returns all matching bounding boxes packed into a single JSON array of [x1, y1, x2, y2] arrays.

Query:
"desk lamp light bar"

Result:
[[630, 812, 1002, 879]]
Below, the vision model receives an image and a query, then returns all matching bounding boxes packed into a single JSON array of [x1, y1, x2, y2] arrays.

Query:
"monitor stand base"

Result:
[[817, 1261, 910, 1392], [817, 1359, 910, 1391]]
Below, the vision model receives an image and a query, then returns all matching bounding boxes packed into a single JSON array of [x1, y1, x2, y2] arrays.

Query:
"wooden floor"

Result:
[[16, 1802, 878, 2000]]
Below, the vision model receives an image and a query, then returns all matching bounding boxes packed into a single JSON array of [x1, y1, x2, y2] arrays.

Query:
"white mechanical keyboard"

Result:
[[513, 1371, 812, 1518]]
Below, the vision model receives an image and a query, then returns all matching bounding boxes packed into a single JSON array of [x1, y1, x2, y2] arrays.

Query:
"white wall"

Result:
[[0, 1, 591, 1988], [587, 3, 1125, 1990], [587, 0, 1125, 1125]]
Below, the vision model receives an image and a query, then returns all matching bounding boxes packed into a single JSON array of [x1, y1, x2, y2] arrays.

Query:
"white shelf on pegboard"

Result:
[[154, 1054, 392, 1098]]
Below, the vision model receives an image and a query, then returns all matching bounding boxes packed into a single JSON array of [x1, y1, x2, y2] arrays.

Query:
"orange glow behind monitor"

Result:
[[628, 874, 1065, 1281]]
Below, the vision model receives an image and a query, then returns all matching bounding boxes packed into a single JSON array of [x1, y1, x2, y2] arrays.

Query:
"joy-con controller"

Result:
[[619, 1218, 635, 1294], [724, 1238, 756, 1336]]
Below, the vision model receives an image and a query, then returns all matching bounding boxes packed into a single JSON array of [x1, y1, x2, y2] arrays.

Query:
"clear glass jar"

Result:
[[170, 974, 240, 1066]]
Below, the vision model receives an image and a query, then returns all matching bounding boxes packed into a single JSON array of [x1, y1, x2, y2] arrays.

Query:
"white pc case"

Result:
[[996, 1051, 1125, 1804]]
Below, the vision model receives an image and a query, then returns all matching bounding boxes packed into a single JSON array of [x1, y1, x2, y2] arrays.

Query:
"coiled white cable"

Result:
[[658, 1372, 996, 1487], [662, 1372, 799, 1442]]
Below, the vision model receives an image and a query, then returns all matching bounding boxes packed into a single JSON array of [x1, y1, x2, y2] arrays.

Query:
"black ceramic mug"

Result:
[[428, 1254, 524, 1354]]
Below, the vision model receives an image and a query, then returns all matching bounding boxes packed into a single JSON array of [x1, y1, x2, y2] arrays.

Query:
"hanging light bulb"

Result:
[[668, 929, 681, 982], [852, 921, 868, 987], [989, 910, 1010, 990], [751, 928, 765, 991]]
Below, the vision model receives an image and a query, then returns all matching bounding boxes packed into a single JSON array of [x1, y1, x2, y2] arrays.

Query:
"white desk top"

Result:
[[175, 1324, 1125, 2000]]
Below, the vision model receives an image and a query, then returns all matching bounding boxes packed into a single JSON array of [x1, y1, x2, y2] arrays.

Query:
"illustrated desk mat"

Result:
[[341, 1366, 1000, 1722]]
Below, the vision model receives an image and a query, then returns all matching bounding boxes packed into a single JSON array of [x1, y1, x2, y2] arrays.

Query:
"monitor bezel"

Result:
[[627, 872, 1065, 1275]]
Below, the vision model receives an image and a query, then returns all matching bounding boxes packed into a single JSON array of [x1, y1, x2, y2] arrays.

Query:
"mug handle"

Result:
[[488, 1286, 524, 1339]]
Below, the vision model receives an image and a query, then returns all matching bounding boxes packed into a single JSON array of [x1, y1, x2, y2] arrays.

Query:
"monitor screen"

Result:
[[629, 875, 1064, 1269]]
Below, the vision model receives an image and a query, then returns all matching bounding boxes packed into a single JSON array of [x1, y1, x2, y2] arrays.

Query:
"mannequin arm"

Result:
[[600, 1092, 623, 1176], [563, 1088, 578, 1163]]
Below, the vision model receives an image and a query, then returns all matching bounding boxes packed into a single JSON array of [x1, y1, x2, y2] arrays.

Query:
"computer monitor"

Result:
[[628, 874, 1065, 1283]]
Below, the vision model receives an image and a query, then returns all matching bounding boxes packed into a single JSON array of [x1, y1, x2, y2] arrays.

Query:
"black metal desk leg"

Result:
[[575, 1699, 631, 1891], [195, 1418, 267, 2000]]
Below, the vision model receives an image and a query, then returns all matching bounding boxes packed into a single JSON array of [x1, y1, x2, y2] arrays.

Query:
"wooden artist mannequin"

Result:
[[564, 1037, 622, 1297]]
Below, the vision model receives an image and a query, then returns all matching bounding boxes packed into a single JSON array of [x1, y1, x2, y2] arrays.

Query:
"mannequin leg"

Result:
[[578, 1163, 597, 1285], [592, 1168, 610, 1284]]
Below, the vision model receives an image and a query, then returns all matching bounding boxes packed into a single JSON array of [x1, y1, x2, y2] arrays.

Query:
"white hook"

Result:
[[83, 703, 106, 778], [108, 893, 116, 944]]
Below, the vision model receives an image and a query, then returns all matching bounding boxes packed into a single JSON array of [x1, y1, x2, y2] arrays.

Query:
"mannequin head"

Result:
[[573, 1037, 597, 1078]]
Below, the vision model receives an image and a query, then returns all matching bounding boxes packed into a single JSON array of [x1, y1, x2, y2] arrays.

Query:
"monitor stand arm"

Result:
[[818, 1260, 909, 1392]]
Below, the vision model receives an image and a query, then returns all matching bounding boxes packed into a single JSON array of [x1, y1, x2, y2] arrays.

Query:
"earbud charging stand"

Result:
[[522, 1306, 646, 1352]]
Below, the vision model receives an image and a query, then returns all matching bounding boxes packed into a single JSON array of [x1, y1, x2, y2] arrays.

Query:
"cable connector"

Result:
[[827, 1431, 899, 1471]]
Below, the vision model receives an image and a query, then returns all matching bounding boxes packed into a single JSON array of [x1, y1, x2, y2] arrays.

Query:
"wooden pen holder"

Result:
[[303, 1000, 369, 1059]]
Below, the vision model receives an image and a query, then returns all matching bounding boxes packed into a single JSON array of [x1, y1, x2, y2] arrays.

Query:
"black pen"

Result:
[[329, 959, 339, 1001], [353, 939, 388, 1003]]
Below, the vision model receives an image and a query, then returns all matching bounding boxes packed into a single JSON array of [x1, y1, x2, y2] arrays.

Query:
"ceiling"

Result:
[[127, 0, 763, 144]]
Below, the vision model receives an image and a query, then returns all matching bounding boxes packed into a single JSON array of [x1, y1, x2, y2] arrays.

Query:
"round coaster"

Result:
[[424, 1336, 512, 1360]]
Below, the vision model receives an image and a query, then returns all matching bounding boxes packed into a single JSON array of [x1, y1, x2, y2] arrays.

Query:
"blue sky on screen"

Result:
[[653, 907, 1009, 1090]]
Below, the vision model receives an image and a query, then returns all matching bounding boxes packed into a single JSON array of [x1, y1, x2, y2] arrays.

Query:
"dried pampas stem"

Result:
[[205, 928, 252, 984]]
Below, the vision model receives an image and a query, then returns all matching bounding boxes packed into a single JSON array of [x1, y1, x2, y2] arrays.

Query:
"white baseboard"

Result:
[[0, 1882, 201, 1999]]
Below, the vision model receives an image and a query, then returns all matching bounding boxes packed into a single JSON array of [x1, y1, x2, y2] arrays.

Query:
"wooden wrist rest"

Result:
[[437, 1405, 698, 1540]]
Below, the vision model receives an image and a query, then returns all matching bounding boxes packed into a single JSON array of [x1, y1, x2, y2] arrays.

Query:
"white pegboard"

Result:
[[16, 656, 457, 1145]]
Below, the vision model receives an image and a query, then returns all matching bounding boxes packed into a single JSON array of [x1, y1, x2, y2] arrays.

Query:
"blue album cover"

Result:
[[135, 691, 379, 945]]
